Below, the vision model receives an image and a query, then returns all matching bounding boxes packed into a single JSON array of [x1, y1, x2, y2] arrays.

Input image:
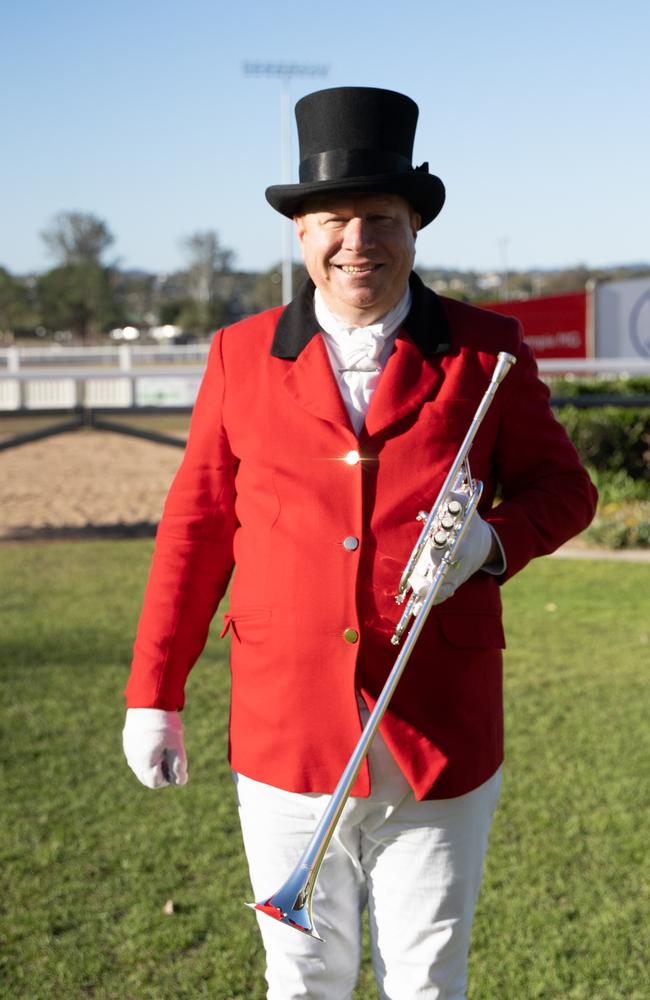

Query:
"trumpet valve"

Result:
[[431, 496, 465, 547]]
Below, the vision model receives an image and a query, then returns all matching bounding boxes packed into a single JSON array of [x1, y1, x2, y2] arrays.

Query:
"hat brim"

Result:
[[265, 172, 445, 229]]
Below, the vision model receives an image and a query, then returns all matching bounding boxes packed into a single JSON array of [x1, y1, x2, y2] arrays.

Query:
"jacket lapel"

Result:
[[271, 272, 452, 436], [272, 278, 352, 430], [365, 272, 452, 436], [282, 332, 353, 430], [364, 334, 445, 436]]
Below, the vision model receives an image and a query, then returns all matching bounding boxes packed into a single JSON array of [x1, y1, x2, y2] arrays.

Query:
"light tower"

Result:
[[244, 62, 329, 304]]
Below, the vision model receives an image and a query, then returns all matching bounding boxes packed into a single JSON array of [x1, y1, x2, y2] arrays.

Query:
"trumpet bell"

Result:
[[247, 898, 322, 939], [247, 866, 323, 939]]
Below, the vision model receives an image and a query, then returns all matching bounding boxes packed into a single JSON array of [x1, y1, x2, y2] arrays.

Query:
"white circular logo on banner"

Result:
[[630, 290, 650, 358]]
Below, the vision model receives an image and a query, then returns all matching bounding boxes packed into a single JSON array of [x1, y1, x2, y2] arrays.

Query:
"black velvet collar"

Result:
[[270, 271, 452, 360]]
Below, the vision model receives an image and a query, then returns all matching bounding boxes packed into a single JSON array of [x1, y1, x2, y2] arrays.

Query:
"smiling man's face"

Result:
[[294, 192, 420, 326]]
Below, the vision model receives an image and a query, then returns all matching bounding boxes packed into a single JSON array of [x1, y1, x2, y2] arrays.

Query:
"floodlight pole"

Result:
[[280, 76, 292, 304], [498, 236, 510, 301], [244, 62, 329, 304]]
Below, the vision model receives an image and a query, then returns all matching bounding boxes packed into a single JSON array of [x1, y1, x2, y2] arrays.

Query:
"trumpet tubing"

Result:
[[247, 351, 517, 939]]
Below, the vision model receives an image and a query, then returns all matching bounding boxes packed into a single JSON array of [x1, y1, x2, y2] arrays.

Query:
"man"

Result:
[[123, 87, 597, 999]]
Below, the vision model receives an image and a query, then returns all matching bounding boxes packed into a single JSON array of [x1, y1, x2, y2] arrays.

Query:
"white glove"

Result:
[[122, 708, 188, 788], [409, 500, 497, 607]]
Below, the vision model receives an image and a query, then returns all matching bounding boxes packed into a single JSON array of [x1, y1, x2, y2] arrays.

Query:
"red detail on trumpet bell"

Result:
[[288, 919, 313, 934], [255, 900, 284, 921]]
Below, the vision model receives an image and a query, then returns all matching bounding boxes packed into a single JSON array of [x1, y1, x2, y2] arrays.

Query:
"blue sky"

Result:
[[2, 0, 649, 277]]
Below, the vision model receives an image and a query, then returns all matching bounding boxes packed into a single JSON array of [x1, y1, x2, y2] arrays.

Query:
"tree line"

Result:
[[1, 211, 648, 345], [0, 211, 308, 344]]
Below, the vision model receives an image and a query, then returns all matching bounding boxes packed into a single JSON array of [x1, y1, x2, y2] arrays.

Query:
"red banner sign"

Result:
[[481, 292, 587, 359]]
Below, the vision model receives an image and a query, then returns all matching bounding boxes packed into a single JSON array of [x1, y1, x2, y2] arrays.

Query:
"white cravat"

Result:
[[315, 287, 412, 434]]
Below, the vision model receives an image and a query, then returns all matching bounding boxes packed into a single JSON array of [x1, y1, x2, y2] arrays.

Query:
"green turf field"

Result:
[[1, 541, 648, 999]]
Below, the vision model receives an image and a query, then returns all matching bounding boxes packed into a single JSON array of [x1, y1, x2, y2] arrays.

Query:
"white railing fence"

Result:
[[0, 343, 211, 372], [0, 346, 649, 414]]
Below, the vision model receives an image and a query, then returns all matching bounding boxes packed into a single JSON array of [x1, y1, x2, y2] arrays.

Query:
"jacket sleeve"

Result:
[[125, 330, 237, 710], [484, 329, 598, 582]]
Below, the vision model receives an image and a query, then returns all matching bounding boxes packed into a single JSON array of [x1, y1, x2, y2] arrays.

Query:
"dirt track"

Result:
[[0, 429, 184, 540], [2, 426, 648, 561]]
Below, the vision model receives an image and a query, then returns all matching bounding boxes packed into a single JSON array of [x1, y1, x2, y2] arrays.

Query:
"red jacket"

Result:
[[126, 274, 597, 799]]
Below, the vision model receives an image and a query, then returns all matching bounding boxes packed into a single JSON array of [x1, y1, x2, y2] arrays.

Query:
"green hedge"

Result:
[[548, 375, 650, 398], [555, 406, 650, 483], [549, 381, 650, 546]]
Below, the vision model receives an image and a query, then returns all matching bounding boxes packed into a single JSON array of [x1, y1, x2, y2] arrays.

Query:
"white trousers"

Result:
[[234, 741, 502, 1000]]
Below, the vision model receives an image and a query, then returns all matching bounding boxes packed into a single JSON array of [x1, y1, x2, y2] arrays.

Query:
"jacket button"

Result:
[[344, 450, 360, 465], [343, 628, 359, 644], [343, 536, 359, 551]]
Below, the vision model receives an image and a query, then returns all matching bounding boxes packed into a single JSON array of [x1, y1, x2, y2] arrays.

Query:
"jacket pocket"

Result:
[[437, 613, 506, 650], [221, 608, 272, 641]]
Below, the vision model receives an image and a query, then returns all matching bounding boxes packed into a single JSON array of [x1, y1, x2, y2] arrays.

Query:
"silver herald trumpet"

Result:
[[247, 350, 517, 940]]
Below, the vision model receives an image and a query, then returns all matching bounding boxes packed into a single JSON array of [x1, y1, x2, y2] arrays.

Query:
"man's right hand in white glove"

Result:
[[122, 708, 188, 788]]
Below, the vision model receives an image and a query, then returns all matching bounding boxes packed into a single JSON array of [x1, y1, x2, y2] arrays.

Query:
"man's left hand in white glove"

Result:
[[122, 708, 188, 789], [409, 502, 505, 607]]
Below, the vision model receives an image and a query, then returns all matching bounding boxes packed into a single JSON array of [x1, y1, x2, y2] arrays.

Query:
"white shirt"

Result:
[[315, 286, 412, 434]]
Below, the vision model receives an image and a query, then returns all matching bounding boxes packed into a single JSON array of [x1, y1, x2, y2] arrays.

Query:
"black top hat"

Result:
[[265, 87, 445, 228]]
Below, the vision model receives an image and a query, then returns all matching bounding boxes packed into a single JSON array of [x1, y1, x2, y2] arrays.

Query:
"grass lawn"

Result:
[[1, 541, 648, 999]]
